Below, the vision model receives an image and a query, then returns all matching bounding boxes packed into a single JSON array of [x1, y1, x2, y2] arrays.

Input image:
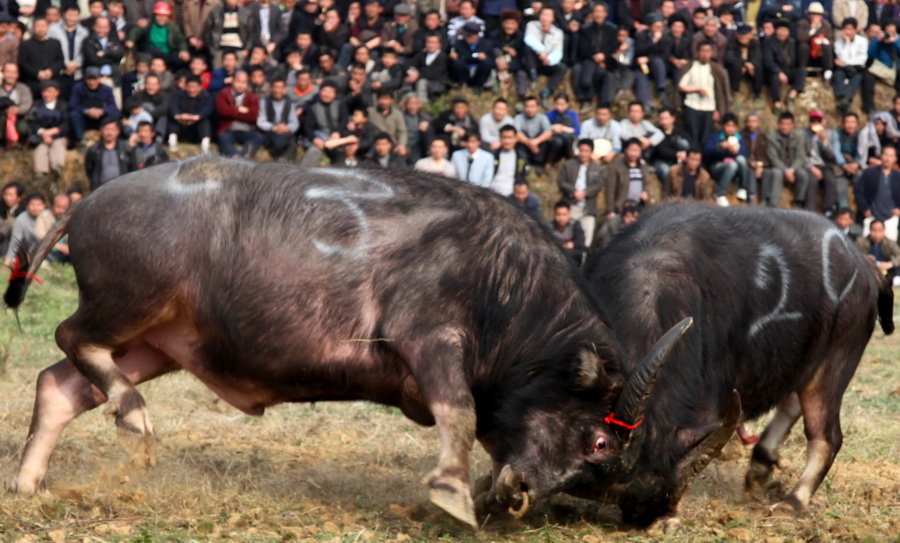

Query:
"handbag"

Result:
[[869, 59, 896, 85]]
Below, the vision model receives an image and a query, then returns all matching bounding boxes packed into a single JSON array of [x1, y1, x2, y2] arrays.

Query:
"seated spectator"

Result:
[[121, 95, 154, 138], [415, 137, 457, 177], [665, 148, 714, 201], [867, 22, 900, 93], [126, 2, 190, 69], [451, 131, 494, 187], [550, 201, 585, 265], [68, 66, 120, 145], [380, 3, 418, 61], [854, 145, 900, 240], [363, 132, 406, 168], [479, 98, 514, 151], [209, 51, 240, 95], [402, 94, 431, 164], [580, 104, 620, 163], [765, 111, 810, 209], [763, 19, 803, 110], [122, 53, 152, 99], [557, 138, 602, 247], [796, 3, 834, 83], [546, 93, 579, 160], [311, 50, 347, 91], [634, 13, 669, 110], [450, 21, 494, 94], [804, 110, 840, 216], [490, 10, 527, 100], [216, 71, 262, 159], [81, 0, 106, 31], [610, 29, 637, 99], [257, 77, 298, 162], [435, 96, 477, 153], [0, 62, 32, 149], [514, 96, 556, 166], [369, 49, 404, 96], [835, 207, 862, 242], [315, 11, 350, 68], [367, 90, 407, 159], [130, 120, 169, 169], [346, 62, 373, 113], [0, 14, 22, 68], [651, 108, 690, 183], [833, 18, 874, 115], [619, 100, 664, 158], [606, 138, 651, 217], [833, 112, 862, 210], [447, 0, 485, 46], [247, 66, 270, 99], [857, 219, 900, 285], [742, 112, 768, 206], [188, 55, 212, 90], [703, 112, 750, 207], [149, 57, 175, 91], [17, 18, 65, 98], [83, 15, 126, 104], [34, 193, 70, 263], [3, 192, 46, 267], [509, 179, 541, 221], [203, 0, 252, 70], [575, 2, 616, 109], [0, 180, 24, 257], [302, 80, 349, 165], [412, 10, 448, 54], [348, 0, 385, 52], [691, 15, 727, 61], [859, 111, 900, 166], [523, 7, 566, 105], [662, 16, 691, 86], [335, 137, 363, 168], [346, 106, 376, 159], [491, 124, 528, 196], [85, 117, 135, 190], [595, 200, 640, 250], [168, 74, 214, 152], [406, 33, 450, 103], [724, 23, 763, 101], [28, 80, 67, 179], [67, 187, 83, 205], [106, 0, 128, 42], [131, 72, 170, 140]]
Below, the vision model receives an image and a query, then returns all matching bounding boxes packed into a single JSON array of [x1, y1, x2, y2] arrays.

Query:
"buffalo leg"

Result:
[[745, 393, 801, 493], [13, 344, 177, 495]]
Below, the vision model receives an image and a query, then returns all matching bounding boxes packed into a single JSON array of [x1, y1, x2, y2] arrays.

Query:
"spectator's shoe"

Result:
[[893, 276, 900, 288], [824, 70, 833, 83], [540, 89, 551, 109], [716, 195, 730, 207], [736, 188, 748, 202], [580, 101, 593, 113], [748, 193, 756, 206], [200, 137, 210, 154], [168, 133, 178, 151]]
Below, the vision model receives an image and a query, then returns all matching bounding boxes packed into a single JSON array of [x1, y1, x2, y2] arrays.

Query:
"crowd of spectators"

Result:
[[6, 0, 900, 272]]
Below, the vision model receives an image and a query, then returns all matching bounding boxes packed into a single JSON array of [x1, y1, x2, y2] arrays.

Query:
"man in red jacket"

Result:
[[215, 70, 262, 158]]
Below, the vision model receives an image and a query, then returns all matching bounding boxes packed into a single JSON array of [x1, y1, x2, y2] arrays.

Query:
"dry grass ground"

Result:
[[0, 265, 899, 543]]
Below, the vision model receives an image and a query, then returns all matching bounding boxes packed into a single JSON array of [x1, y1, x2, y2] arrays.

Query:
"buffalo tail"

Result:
[[877, 270, 895, 335], [3, 212, 72, 311]]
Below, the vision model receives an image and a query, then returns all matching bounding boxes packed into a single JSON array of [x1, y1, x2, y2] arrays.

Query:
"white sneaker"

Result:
[[200, 137, 210, 153], [736, 188, 748, 201], [824, 70, 833, 82], [893, 276, 900, 288], [168, 133, 177, 150], [716, 195, 730, 207]]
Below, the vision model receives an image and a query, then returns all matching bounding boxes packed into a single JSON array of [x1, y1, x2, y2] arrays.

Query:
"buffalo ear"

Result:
[[576, 346, 612, 390]]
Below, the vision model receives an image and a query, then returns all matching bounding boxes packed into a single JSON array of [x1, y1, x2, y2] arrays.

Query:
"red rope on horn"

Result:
[[604, 412, 643, 430], [8, 256, 42, 285]]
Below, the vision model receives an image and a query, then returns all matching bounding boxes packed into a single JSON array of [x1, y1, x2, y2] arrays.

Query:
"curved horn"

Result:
[[673, 390, 742, 502], [613, 317, 693, 427]]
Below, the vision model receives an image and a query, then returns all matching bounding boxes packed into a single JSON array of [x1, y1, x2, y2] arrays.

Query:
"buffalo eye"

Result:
[[593, 436, 607, 452]]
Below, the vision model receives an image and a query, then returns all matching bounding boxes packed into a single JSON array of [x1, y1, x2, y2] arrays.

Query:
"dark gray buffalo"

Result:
[[574, 202, 894, 529], [5, 157, 688, 528]]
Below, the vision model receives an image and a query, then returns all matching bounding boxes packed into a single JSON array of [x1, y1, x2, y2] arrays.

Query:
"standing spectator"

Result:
[[48, 4, 89, 98], [168, 74, 214, 151], [575, 3, 616, 109], [765, 111, 810, 209], [406, 32, 450, 102], [854, 145, 900, 238], [514, 95, 556, 166], [18, 17, 65, 98], [130, 120, 169, 168], [301, 80, 349, 165], [724, 23, 763, 102], [84, 117, 135, 191], [804, 109, 840, 216], [83, 16, 126, 106], [619, 100, 664, 157], [256, 77, 298, 161], [832, 0, 868, 31], [509, 179, 542, 221], [651, 108, 690, 183], [549, 201, 586, 265], [0, 62, 32, 148], [2, 193, 45, 267], [557, 138, 603, 247], [606, 137, 651, 216], [182, 0, 220, 58], [449, 21, 495, 93], [833, 112, 862, 209], [367, 90, 407, 158], [678, 42, 720, 147], [415, 137, 457, 177], [796, 2, 834, 83], [68, 66, 120, 145], [204, 0, 252, 69], [833, 18, 874, 114], [246, 0, 284, 58], [491, 124, 528, 196], [402, 94, 431, 164], [363, 132, 406, 167], [126, 2, 190, 69], [523, 7, 566, 106], [580, 104, 621, 163], [479, 98, 514, 151], [665, 148, 714, 201], [28, 80, 67, 179], [216, 70, 262, 159], [451, 131, 494, 187], [703, 112, 749, 206], [763, 19, 803, 109], [434, 96, 477, 152], [742, 112, 769, 206], [447, 0, 485, 45]]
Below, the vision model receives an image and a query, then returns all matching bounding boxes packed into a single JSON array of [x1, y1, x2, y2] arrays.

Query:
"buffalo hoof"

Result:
[[112, 405, 157, 468], [649, 516, 684, 535], [423, 472, 477, 530], [768, 497, 803, 518], [5, 476, 48, 497]]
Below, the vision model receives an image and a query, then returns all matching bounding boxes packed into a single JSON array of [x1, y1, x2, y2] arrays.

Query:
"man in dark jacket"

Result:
[[82, 16, 126, 87], [724, 23, 762, 99], [130, 119, 169, 169], [29, 79, 68, 178], [215, 70, 261, 158], [575, 2, 616, 108], [131, 72, 170, 138], [18, 17, 65, 97], [763, 19, 804, 109], [854, 146, 900, 232], [550, 200, 586, 265], [406, 33, 450, 102], [450, 21, 494, 92], [84, 116, 135, 190], [557, 138, 603, 246], [168, 74, 214, 150], [256, 77, 298, 161], [489, 10, 526, 99], [765, 111, 809, 208], [68, 66, 120, 143]]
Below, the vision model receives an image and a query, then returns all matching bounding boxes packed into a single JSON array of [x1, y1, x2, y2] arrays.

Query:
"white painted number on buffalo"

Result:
[[821, 229, 858, 305], [305, 176, 394, 257], [749, 244, 802, 337]]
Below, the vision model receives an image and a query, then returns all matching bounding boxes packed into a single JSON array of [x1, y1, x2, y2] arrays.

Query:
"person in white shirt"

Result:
[[446, 0, 485, 45], [490, 124, 526, 196], [479, 98, 514, 151], [678, 42, 716, 147], [580, 104, 621, 163], [415, 138, 457, 178], [523, 7, 566, 105], [833, 17, 875, 114], [451, 131, 494, 188]]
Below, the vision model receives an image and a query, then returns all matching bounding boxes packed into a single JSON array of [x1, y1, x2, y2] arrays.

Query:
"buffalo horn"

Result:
[[673, 389, 742, 501], [613, 317, 693, 428]]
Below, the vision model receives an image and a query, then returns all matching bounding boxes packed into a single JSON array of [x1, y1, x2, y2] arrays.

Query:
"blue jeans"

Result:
[[711, 160, 740, 197], [218, 130, 263, 158]]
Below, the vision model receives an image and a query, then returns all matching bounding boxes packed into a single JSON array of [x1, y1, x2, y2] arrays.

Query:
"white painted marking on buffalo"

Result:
[[821, 228, 858, 305], [305, 175, 394, 257], [749, 244, 802, 337]]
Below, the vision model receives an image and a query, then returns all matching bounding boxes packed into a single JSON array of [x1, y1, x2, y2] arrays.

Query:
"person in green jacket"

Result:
[[126, 2, 190, 69]]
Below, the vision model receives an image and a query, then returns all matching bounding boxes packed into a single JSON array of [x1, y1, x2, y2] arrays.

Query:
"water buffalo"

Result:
[[4, 156, 688, 529], [575, 202, 894, 529]]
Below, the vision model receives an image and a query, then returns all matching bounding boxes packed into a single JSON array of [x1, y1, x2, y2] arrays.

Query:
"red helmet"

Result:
[[152, 2, 172, 16]]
